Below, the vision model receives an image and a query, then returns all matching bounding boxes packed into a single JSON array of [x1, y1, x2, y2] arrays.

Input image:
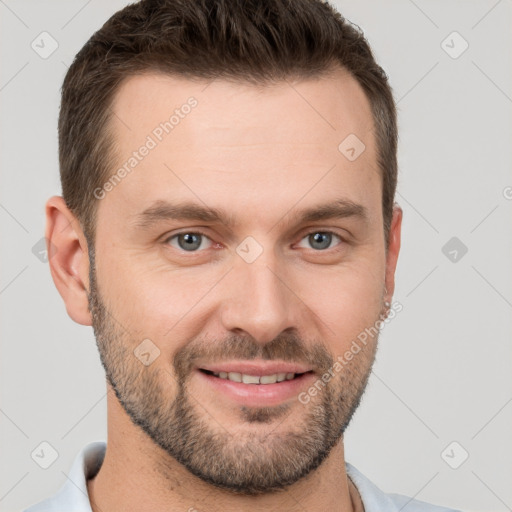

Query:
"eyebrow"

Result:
[[133, 198, 369, 231]]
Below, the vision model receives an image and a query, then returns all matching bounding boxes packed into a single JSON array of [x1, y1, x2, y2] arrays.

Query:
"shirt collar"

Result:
[[25, 440, 106, 512]]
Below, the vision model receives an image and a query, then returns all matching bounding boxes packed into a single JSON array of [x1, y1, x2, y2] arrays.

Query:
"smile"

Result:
[[196, 364, 316, 407], [200, 369, 308, 384]]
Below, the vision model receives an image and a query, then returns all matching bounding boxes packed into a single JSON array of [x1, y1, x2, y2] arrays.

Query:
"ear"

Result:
[[384, 203, 402, 302], [45, 196, 92, 326]]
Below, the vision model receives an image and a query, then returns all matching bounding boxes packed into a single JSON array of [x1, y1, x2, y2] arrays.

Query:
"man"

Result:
[[25, 0, 460, 510]]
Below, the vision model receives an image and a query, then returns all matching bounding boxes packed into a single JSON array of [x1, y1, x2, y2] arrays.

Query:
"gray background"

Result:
[[1, 1, 511, 511]]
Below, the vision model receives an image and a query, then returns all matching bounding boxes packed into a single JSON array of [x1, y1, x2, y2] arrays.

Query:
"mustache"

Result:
[[173, 331, 334, 381]]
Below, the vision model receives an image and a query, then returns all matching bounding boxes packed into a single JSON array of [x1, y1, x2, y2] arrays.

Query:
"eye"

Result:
[[165, 232, 213, 252], [297, 231, 343, 251]]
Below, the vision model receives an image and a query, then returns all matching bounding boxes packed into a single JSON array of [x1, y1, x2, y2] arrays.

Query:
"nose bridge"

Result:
[[220, 247, 295, 344]]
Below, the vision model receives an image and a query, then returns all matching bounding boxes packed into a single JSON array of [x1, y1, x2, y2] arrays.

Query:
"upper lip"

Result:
[[197, 360, 313, 376]]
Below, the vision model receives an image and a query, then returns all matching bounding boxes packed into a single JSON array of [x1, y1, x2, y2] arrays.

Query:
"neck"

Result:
[[87, 393, 360, 512]]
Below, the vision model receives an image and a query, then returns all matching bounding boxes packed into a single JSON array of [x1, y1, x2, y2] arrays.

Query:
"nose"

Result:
[[220, 251, 299, 345]]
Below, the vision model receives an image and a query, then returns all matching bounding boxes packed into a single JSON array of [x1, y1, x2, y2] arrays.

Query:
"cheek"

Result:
[[99, 260, 220, 342], [300, 260, 384, 346]]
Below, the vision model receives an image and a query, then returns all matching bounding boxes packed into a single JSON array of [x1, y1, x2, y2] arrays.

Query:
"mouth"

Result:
[[199, 368, 313, 384], [195, 362, 316, 407]]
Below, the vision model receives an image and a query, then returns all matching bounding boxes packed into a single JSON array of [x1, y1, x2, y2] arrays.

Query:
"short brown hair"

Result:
[[59, 0, 397, 247]]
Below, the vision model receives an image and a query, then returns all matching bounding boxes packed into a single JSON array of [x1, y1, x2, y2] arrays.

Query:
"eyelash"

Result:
[[163, 229, 347, 253]]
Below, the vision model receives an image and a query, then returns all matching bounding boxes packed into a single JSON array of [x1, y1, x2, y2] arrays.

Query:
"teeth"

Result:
[[242, 374, 260, 384], [228, 372, 242, 382], [211, 371, 299, 384]]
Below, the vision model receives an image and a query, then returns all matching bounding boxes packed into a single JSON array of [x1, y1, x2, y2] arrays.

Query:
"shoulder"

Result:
[[387, 492, 462, 511], [346, 462, 462, 512], [22, 440, 106, 512]]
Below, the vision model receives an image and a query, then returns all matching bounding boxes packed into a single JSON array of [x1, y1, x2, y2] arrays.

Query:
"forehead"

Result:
[[110, 68, 374, 147], [99, 69, 380, 229]]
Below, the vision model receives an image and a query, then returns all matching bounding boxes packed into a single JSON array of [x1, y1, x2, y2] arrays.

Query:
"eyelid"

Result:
[[163, 229, 211, 241]]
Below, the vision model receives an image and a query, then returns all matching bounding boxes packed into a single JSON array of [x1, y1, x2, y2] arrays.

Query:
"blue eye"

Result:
[[164, 230, 344, 254], [298, 231, 343, 251], [166, 232, 212, 251]]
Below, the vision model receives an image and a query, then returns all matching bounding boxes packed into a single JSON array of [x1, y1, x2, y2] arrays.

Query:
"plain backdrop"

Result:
[[1, 1, 511, 511]]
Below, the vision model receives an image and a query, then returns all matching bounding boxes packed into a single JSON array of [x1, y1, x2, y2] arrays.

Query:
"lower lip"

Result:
[[197, 370, 316, 407]]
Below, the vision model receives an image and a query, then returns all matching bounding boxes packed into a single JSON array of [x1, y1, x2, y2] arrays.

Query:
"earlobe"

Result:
[[45, 196, 93, 326], [384, 203, 403, 302]]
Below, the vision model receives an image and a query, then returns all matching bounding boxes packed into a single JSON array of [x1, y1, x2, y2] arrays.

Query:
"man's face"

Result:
[[87, 69, 395, 494]]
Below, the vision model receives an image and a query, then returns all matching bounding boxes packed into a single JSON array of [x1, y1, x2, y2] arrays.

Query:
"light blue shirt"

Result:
[[23, 441, 461, 512]]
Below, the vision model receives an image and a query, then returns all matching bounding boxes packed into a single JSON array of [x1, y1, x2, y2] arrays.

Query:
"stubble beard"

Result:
[[87, 254, 379, 495]]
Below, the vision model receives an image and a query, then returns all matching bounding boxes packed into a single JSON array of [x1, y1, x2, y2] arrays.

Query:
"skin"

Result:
[[46, 67, 402, 512]]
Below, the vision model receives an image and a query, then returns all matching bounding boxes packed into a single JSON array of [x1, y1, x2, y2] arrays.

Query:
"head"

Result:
[[47, 0, 402, 496]]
